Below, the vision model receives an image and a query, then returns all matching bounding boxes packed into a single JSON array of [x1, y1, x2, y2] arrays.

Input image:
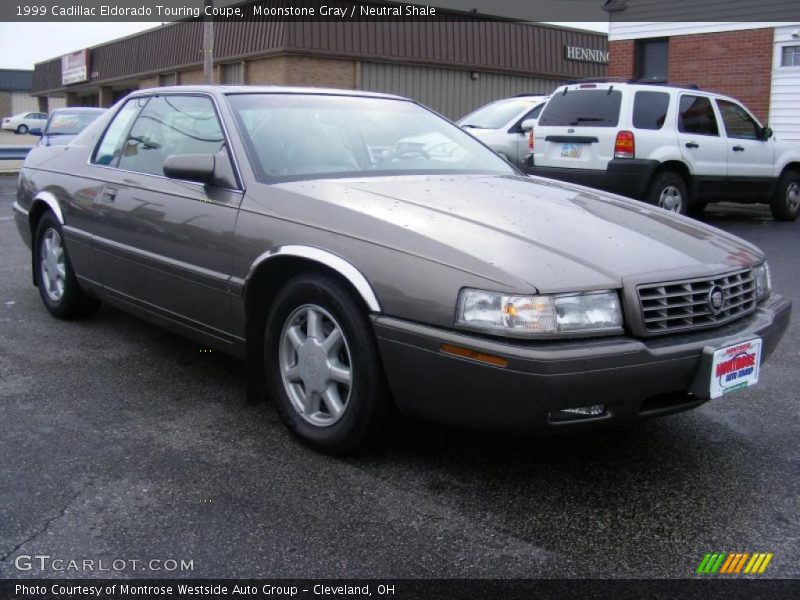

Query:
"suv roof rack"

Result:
[[512, 92, 548, 97], [564, 78, 701, 91]]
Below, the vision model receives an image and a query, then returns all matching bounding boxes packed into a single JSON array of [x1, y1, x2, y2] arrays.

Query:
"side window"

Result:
[[717, 100, 760, 140], [632, 91, 670, 130], [678, 95, 719, 136], [92, 98, 147, 166], [117, 95, 225, 177]]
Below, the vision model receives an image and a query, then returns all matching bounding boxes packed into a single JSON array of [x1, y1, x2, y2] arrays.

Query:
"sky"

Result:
[[0, 20, 609, 71]]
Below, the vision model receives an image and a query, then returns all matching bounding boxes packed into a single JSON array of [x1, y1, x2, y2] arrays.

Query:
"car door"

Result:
[[90, 94, 243, 340], [715, 98, 774, 201], [676, 94, 729, 200]]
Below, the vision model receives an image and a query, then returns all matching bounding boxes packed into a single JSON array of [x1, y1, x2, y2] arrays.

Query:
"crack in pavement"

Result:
[[0, 489, 83, 565]]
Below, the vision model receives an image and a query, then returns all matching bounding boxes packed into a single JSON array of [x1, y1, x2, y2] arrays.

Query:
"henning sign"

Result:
[[62, 50, 89, 85], [564, 45, 609, 64]]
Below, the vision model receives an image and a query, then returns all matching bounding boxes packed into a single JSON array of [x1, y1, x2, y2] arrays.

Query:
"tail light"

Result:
[[528, 127, 534, 151], [614, 131, 635, 159]]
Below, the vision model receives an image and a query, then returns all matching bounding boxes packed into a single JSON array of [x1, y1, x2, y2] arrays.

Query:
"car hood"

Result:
[[271, 174, 764, 293], [39, 134, 76, 146]]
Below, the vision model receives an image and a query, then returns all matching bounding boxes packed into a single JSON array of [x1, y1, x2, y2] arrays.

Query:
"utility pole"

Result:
[[203, 0, 214, 84]]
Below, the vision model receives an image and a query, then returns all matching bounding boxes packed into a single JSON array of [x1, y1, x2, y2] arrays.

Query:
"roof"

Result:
[[130, 85, 409, 101], [0, 69, 34, 92]]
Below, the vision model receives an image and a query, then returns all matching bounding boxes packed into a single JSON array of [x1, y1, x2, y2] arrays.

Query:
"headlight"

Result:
[[754, 262, 771, 300], [456, 289, 623, 336]]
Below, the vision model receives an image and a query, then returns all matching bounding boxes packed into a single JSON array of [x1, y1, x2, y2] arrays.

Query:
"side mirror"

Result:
[[760, 126, 773, 140], [30, 127, 43, 136], [520, 118, 536, 132], [163, 154, 215, 184]]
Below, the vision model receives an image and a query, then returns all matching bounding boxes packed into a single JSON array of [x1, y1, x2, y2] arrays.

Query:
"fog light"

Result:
[[550, 404, 606, 422]]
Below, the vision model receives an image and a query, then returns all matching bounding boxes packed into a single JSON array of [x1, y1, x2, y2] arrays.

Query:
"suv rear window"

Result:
[[538, 90, 622, 127], [633, 91, 670, 130], [678, 95, 719, 136]]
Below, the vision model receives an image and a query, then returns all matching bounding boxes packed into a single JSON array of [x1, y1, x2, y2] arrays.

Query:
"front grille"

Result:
[[637, 269, 756, 334]]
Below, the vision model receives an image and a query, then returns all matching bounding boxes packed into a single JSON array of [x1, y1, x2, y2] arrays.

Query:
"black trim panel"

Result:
[[544, 135, 600, 144]]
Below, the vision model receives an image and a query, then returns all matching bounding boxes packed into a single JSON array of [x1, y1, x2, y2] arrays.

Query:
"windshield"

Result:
[[538, 89, 622, 127], [46, 111, 104, 135], [458, 99, 539, 130], [228, 94, 515, 181]]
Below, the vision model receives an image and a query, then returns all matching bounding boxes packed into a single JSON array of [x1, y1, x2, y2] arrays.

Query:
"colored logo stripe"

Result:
[[698, 552, 773, 575]]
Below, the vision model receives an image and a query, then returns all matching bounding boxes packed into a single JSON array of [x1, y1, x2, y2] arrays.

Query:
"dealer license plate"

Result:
[[709, 339, 762, 399], [561, 143, 583, 158]]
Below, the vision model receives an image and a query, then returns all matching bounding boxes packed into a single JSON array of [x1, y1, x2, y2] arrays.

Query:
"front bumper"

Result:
[[12, 200, 31, 249], [527, 159, 659, 199], [373, 294, 791, 434]]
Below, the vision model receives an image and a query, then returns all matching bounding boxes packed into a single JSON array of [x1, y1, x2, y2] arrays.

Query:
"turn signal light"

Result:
[[614, 130, 635, 159], [440, 344, 508, 368]]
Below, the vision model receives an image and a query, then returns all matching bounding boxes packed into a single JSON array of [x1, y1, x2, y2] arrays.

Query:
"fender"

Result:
[[246, 245, 382, 312], [31, 191, 64, 225]]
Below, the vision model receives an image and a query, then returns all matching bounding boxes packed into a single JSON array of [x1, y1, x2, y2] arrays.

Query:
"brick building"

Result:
[[605, 1, 800, 143], [30, 0, 608, 120]]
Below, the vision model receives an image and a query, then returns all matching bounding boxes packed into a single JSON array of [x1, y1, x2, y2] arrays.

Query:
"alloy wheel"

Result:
[[659, 185, 683, 213], [40, 228, 66, 302], [278, 304, 353, 427], [786, 181, 799, 213]]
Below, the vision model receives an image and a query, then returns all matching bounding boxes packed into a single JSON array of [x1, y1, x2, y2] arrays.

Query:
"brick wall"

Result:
[[608, 40, 635, 79], [607, 29, 774, 122], [246, 55, 357, 89], [667, 29, 773, 122]]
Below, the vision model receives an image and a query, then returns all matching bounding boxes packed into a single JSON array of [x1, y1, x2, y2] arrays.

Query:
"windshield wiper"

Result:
[[569, 117, 605, 125]]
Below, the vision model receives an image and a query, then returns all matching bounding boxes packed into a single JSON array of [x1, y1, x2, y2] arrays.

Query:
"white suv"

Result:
[[528, 82, 800, 221]]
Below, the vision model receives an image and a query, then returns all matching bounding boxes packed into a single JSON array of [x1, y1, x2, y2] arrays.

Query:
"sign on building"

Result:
[[61, 50, 89, 85], [564, 45, 609, 64]]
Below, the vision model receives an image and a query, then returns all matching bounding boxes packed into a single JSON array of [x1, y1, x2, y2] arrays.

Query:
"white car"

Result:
[[529, 81, 800, 221], [458, 94, 548, 169], [1, 111, 49, 135]]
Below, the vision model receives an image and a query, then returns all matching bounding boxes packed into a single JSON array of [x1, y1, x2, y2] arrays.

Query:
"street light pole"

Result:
[[203, 0, 214, 84]]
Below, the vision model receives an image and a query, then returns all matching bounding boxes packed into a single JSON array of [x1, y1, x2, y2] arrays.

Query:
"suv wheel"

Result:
[[771, 171, 800, 222], [646, 171, 688, 215], [34, 212, 101, 319], [264, 273, 395, 454]]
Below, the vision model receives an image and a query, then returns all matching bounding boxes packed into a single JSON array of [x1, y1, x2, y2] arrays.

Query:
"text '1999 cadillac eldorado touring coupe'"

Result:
[[12, 86, 792, 454]]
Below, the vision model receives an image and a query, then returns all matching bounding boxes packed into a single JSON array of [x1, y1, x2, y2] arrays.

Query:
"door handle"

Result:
[[685, 142, 699, 149], [101, 188, 118, 203], [732, 145, 745, 152]]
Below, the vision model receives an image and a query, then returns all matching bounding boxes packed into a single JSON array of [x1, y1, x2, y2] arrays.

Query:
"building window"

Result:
[[635, 39, 668, 82], [159, 72, 177, 86], [220, 62, 245, 85], [781, 45, 800, 67]]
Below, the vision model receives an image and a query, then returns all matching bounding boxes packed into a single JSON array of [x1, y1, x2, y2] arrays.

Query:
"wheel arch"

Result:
[[28, 192, 64, 286], [778, 162, 800, 179], [241, 246, 382, 403], [650, 160, 694, 202]]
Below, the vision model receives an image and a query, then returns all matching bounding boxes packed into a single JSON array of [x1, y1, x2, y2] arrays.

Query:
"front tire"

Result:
[[16, 124, 29, 135], [264, 273, 395, 454], [646, 171, 689, 215], [34, 212, 100, 319], [770, 170, 800, 222]]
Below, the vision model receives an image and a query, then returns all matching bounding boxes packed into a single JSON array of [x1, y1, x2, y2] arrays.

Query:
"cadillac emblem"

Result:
[[708, 285, 725, 314]]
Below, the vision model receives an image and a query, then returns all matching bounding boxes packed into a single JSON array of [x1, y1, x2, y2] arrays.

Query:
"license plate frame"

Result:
[[709, 338, 762, 399], [560, 143, 583, 158]]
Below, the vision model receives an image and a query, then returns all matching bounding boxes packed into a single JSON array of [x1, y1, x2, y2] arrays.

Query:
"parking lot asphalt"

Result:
[[0, 175, 797, 579]]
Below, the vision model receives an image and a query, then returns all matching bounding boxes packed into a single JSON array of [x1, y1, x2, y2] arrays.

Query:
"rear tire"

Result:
[[34, 212, 100, 319], [770, 170, 800, 222], [646, 171, 689, 215], [264, 272, 395, 455]]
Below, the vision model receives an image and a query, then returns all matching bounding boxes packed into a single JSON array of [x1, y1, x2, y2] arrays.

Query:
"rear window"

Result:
[[678, 95, 719, 136], [538, 89, 622, 127], [633, 91, 670, 130]]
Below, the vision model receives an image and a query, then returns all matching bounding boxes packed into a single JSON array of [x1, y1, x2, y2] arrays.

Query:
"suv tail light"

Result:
[[528, 127, 534, 151], [614, 131, 635, 159]]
